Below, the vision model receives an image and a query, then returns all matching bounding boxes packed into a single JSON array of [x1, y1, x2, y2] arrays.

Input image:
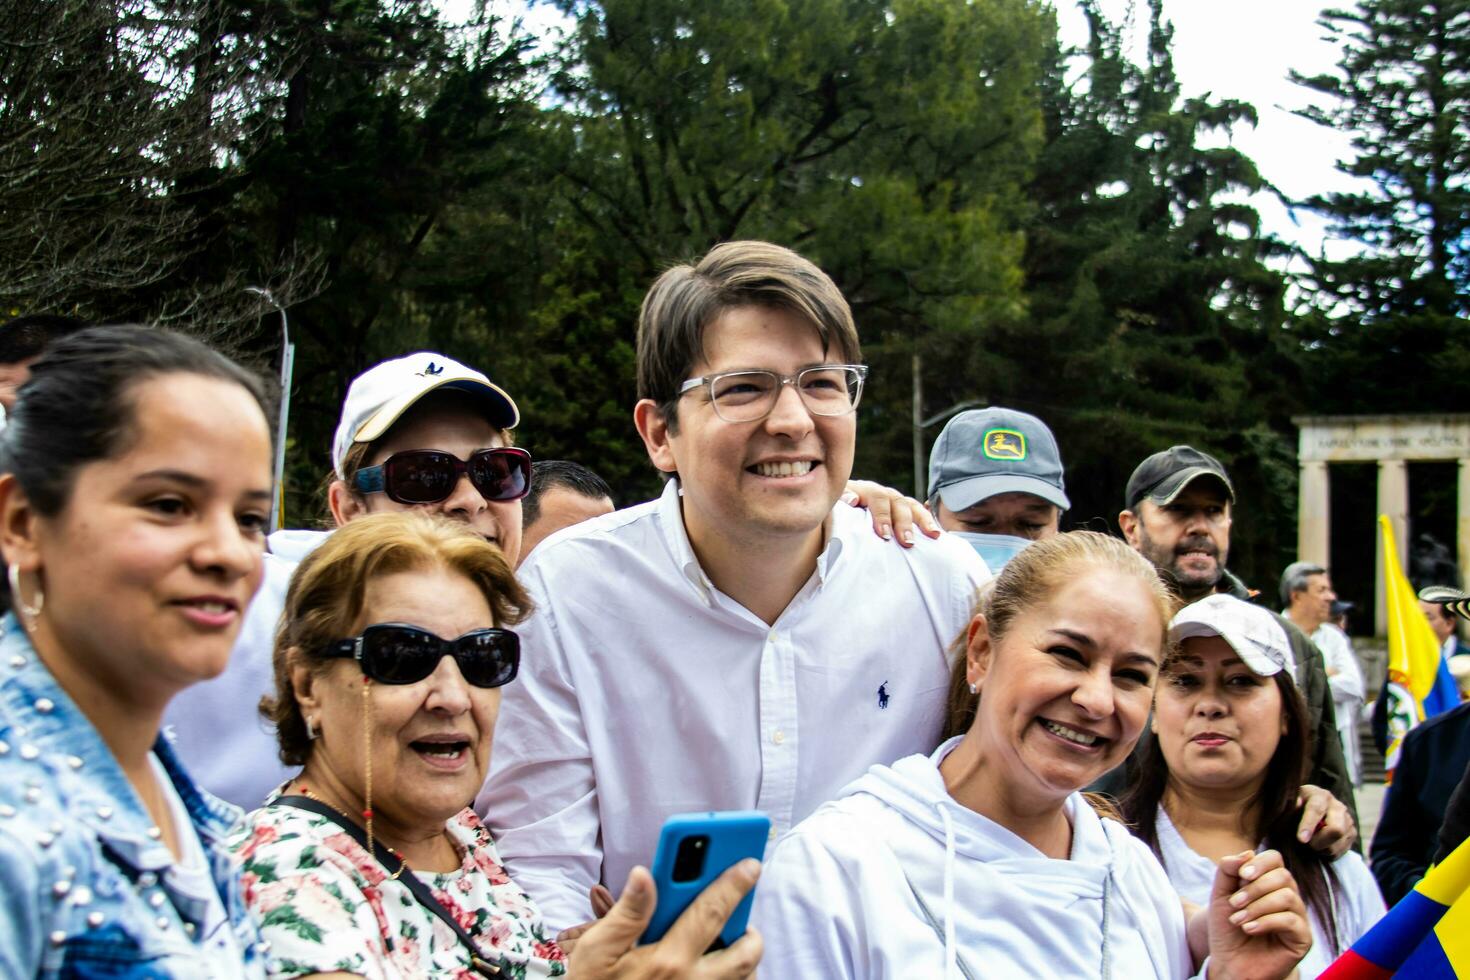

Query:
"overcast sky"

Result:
[[487, 0, 1370, 259], [1056, 1, 1370, 262]]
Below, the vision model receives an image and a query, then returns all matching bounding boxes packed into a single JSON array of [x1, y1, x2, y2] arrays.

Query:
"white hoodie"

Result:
[[754, 737, 1197, 980]]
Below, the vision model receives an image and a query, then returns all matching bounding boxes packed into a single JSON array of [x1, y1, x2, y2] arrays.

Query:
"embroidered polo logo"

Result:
[[877, 682, 890, 709], [983, 429, 1026, 461], [417, 362, 445, 377]]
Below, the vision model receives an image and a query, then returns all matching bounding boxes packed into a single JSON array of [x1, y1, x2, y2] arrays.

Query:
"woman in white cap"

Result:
[[754, 531, 1313, 979], [165, 353, 532, 809], [1120, 593, 1385, 978]]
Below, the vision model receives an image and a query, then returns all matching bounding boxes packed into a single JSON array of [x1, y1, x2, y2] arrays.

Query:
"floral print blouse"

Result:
[[230, 802, 568, 979]]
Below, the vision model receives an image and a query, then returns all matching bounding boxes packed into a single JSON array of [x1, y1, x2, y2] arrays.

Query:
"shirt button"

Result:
[[772, 730, 785, 745], [768, 631, 779, 643]]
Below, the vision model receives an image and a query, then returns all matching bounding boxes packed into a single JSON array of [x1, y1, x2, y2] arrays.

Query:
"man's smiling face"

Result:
[[649, 304, 857, 550]]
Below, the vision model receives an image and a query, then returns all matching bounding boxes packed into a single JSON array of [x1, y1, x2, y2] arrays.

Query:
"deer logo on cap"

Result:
[[983, 429, 1026, 461]]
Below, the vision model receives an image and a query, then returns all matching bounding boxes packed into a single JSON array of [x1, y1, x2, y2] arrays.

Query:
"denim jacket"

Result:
[[0, 615, 266, 978]]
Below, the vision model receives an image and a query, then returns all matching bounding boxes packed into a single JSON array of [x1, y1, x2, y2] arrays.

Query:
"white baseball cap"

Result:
[[331, 352, 519, 478], [1169, 593, 1296, 679]]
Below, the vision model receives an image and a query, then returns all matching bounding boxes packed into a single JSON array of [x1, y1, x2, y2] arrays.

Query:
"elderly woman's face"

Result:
[[308, 566, 502, 829], [966, 566, 1163, 805], [1154, 636, 1286, 795]]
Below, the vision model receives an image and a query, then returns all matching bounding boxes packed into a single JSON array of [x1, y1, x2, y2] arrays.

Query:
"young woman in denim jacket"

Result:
[[0, 325, 274, 978]]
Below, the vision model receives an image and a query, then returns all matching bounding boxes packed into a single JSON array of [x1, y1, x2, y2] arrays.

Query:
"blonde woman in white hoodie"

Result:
[[754, 531, 1313, 980]]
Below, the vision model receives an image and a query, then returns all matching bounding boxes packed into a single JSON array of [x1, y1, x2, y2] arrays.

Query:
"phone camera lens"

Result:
[[671, 834, 709, 882]]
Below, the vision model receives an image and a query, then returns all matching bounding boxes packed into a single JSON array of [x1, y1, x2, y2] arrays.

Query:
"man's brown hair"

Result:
[[636, 241, 861, 432]]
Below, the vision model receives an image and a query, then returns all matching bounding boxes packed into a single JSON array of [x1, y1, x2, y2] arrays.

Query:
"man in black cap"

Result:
[[1113, 445, 1359, 846]]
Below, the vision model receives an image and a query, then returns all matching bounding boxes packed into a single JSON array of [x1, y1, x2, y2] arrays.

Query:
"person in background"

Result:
[[1112, 445, 1358, 843], [1417, 588, 1470, 862], [1123, 594, 1384, 978], [1370, 691, 1470, 903], [234, 512, 761, 978], [1422, 593, 1469, 662], [925, 406, 1068, 572], [754, 532, 1313, 979], [0, 325, 273, 977], [479, 241, 990, 929], [520, 460, 616, 558], [0, 314, 87, 415], [1369, 588, 1468, 752], [1451, 656, 1470, 701], [1281, 562, 1366, 787]]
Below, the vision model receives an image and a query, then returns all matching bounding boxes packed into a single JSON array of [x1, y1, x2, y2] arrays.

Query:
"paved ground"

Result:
[[1357, 779, 1388, 848]]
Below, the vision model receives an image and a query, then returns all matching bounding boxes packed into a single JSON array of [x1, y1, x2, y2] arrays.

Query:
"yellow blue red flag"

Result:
[[1379, 516, 1460, 772], [1321, 833, 1470, 977]]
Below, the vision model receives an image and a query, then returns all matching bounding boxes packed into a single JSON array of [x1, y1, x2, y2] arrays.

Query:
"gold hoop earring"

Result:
[[6, 563, 42, 625]]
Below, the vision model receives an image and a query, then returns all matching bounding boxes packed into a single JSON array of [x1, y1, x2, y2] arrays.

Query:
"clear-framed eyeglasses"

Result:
[[677, 364, 869, 423]]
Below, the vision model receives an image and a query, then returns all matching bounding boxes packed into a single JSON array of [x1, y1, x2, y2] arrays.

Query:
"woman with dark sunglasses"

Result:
[[232, 512, 762, 979], [167, 352, 532, 810]]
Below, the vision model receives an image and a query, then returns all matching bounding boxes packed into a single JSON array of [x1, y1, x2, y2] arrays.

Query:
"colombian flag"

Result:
[[1320, 834, 1470, 977], [1379, 516, 1460, 772]]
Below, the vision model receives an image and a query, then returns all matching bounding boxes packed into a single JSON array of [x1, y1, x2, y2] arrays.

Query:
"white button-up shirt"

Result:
[[476, 478, 989, 929]]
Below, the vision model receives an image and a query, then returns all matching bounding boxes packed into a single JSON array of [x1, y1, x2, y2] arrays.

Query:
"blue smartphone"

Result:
[[639, 810, 770, 949]]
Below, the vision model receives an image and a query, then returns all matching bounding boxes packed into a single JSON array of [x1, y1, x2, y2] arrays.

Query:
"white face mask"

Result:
[[952, 532, 1033, 574]]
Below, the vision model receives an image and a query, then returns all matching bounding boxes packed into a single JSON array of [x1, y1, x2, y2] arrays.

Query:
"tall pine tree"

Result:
[[1290, 0, 1470, 414]]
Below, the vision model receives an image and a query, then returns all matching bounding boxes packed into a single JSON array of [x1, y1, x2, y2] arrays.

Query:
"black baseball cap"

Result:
[[1125, 445, 1235, 512]]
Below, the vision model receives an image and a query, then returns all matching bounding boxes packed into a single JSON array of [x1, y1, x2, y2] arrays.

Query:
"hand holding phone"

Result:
[[640, 810, 771, 949], [564, 861, 763, 979]]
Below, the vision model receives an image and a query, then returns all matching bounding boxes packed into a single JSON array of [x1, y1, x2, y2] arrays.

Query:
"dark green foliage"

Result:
[[1289, 0, 1470, 415], [14, 0, 1444, 597]]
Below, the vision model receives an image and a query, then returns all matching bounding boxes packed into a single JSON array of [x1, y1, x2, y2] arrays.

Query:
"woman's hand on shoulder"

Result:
[[1205, 849, 1311, 980], [564, 861, 762, 978], [842, 480, 939, 547]]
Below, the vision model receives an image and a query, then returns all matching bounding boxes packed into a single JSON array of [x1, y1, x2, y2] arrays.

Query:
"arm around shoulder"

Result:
[[1293, 630, 1359, 829]]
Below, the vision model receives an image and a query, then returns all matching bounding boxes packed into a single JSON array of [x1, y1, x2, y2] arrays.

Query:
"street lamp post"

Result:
[[245, 287, 295, 531], [910, 351, 983, 500]]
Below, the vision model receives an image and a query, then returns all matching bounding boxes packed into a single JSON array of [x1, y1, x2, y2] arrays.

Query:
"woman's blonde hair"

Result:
[[262, 511, 532, 766], [942, 531, 1180, 740]]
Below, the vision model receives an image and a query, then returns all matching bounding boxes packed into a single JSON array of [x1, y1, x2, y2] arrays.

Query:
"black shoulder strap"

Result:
[[273, 795, 503, 976]]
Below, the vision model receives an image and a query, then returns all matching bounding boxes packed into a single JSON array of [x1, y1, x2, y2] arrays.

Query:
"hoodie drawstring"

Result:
[[896, 801, 976, 980], [939, 803, 957, 980]]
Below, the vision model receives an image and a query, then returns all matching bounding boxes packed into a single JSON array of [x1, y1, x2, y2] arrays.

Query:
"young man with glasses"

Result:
[[478, 240, 990, 930], [165, 352, 530, 808]]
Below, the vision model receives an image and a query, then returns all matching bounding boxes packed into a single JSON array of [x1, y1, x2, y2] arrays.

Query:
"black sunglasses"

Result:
[[321, 623, 520, 688], [353, 448, 532, 506]]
